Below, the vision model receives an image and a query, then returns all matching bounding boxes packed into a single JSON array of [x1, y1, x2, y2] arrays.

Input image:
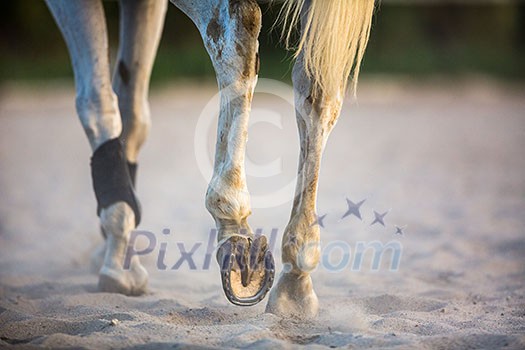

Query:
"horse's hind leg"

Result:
[[113, 0, 167, 175], [172, 0, 274, 306], [46, 0, 147, 295], [266, 55, 345, 318], [90, 0, 167, 275]]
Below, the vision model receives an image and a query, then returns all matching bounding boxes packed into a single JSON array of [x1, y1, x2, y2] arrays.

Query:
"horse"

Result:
[[45, 0, 374, 318]]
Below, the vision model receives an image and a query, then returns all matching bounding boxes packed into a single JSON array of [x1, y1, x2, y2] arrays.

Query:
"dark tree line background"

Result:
[[0, 1, 523, 84]]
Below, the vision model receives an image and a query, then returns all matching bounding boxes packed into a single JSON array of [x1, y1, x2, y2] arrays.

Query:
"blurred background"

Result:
[[0, 0, 524, 85]]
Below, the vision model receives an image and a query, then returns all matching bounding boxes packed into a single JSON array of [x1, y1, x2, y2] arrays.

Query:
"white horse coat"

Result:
[[46, 0, 374, 318]]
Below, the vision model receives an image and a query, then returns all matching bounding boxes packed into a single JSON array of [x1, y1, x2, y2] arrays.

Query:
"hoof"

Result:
[[266, 272, 319, 318], [98, 260, 148, 296], [217, 235, 275, 306]]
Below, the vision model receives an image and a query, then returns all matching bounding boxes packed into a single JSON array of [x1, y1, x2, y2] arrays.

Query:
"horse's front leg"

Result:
[[46, 0, 147, 295], [172, 0, 274, 306], [266, 54, 344, 318]]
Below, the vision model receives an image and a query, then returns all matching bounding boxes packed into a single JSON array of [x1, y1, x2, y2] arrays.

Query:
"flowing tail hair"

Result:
[[280, 0, 375, 98]]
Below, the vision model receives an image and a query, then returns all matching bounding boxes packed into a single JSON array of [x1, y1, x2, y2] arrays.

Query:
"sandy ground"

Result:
[[0, 78, 524, 349]]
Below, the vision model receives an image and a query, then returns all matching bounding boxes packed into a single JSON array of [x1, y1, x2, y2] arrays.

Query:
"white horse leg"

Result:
[[113, 0, 167, 168], [266, 53, 344, 317], [46, 0, 147, 295], [171, 0, 275, 306], [91, 0, 167, 275]]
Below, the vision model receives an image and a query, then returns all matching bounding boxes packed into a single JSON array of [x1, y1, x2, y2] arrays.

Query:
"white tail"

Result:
[[280, 0, 375, 98]]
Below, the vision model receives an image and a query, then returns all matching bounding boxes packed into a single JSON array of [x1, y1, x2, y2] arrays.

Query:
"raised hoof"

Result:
[[217, 235, 275, 306], [98, 262, 148, 296], [266, 272, 319, 318]]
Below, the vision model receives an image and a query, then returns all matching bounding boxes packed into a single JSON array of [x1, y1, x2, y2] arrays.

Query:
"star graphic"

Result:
[[394, 225, 406, 235], [341, 198, 366, 220], [286, 234, 297, 246], [311, 214, 327, 228], [370, 210, 389, 227]]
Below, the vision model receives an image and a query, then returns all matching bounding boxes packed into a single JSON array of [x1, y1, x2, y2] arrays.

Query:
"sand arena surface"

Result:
[[0, 78, 524, 349]]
